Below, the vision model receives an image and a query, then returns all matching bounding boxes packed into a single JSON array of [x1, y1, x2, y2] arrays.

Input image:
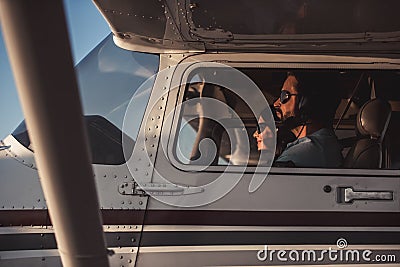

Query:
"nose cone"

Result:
[[0, 135, 46, 210]]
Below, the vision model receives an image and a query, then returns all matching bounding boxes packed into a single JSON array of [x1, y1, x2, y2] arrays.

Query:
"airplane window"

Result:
[[77, 35, 159, 133], [191, 0, 400, 35], [174, 69, 400, 170], [12, 35, 159, 165], [174, 71, 263, 166]]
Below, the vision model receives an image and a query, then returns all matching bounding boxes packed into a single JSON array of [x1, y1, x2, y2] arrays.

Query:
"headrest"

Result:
[[357, 98, 392, 139]]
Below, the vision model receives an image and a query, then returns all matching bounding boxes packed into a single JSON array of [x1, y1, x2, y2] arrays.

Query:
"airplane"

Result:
[[1, 0, 400, 266]]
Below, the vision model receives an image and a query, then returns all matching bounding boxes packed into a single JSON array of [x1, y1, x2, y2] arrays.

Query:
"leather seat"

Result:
[[343, 98, 392, 169]]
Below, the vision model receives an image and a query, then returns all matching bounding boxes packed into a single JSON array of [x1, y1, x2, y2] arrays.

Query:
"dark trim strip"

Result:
[[0, 232, 139, 251], [0, 210, 145, 226], [101, 210, 145, 225], [143, 210, 400, 227], [1, 210, 399, 227], [140, 231, 400, 247], [0, 210, 49, 226], [2, 230, 399, 251]]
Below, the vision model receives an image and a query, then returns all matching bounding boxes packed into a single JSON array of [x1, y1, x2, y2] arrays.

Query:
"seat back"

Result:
[[343, 98, 391, 168]]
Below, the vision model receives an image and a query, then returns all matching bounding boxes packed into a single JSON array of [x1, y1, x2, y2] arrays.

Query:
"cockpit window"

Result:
[[12, 34, 159, 165], [191, 0, 400, 35], [174, 68, 400, 170], [175, 71, 263, 166]]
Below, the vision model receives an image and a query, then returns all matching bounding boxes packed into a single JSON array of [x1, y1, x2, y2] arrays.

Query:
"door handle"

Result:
[[337, 187, 394, 203], [119, 182, 204, 196]]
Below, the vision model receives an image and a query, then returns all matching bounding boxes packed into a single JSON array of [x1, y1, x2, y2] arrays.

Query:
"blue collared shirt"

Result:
[[275, 128, 343, 168]]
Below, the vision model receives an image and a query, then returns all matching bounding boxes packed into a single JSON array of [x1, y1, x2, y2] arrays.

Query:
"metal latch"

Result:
[[337, 187, 394, 203], [118, 182, 204, 196]]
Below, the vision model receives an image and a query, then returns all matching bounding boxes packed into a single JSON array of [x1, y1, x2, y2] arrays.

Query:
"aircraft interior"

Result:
[[175, 68, 400, 169]]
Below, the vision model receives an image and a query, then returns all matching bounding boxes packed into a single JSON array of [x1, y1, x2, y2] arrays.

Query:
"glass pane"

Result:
[[191, 0, 400, 35], [174, 68, 400, 169], [12, 34, 160, 165], [175, 69, 270, 166]]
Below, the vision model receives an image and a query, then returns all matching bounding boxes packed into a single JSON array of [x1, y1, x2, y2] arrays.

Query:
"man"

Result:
[[256, 72, 343, 168]]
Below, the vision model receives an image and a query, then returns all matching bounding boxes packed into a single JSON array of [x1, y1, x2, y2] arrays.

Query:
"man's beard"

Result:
[[274, 108, 300, 130], [274, 108, 297, 123], [282, 111, 296, 122]]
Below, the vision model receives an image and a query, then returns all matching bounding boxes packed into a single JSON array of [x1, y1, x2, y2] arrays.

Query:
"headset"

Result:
[[297, 93, 313, 122]]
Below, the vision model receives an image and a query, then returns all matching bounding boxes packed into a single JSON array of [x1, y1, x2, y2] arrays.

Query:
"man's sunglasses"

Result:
[[280, 90, 298, 104]]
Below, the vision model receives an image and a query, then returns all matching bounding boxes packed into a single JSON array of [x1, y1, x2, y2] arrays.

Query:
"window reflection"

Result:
[[12, 35, 159, 165], [174, 68, 400, 169]]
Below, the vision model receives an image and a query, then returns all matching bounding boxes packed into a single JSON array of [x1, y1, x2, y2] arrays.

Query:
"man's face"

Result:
[[273, 75, 299, 121]]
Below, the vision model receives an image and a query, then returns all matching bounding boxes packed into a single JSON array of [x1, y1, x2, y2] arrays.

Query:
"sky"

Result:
[[0, 1, 110, 139]]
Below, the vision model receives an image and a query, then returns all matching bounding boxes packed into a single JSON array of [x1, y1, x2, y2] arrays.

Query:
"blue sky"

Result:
[[0, 1, 110, 139]]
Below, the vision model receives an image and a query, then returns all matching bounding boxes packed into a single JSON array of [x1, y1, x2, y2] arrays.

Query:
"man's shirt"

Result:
[[275, 128, 343, 168]]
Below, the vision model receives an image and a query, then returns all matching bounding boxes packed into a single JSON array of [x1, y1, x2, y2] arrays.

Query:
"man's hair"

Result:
[[287, 71, 341, 127]]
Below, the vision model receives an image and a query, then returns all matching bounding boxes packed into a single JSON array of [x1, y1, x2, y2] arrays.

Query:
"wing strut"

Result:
[[0, 1, 109, 266]]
